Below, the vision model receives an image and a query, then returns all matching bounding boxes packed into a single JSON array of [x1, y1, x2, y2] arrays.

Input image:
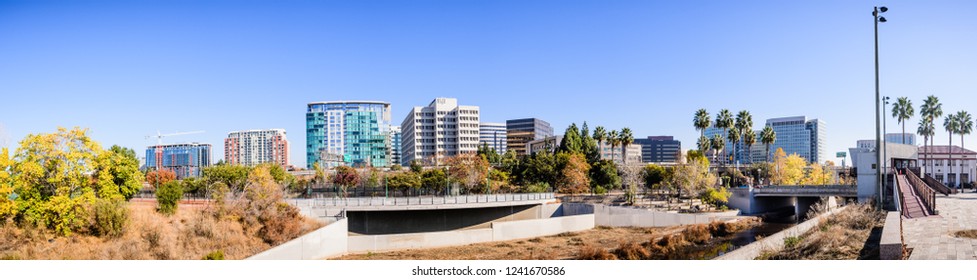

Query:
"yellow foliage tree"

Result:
[[771, 148, 788, 184], [781, 154, 807, 185], [0, 148, 16, 221]]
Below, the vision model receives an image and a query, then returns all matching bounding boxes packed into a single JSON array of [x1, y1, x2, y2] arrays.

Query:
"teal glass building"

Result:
[[307, 101, 391, 168]]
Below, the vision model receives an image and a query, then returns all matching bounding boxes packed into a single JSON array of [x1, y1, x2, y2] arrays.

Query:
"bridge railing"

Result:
[[291, 192, 556, 208], [752, 185, 857, 195], [909, 168, 954, 195], [904, 168, 936, 214], [893, 169, 907, 215]]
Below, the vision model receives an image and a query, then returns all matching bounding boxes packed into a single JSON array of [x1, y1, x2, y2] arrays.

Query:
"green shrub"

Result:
[[156, 180, 184, 215], [202, 250, 225, 260], [525, 182, 550, 193], [783, 236, 802, 248], [91, 198, 129, 237], [594, 185, 608, 195]]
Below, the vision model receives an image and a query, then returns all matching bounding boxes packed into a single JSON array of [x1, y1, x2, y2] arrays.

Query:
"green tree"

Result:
[[590, 160, 621, 191], [715, 109, 734, 166], [618, 128, 634, 165], [761, 125, 777, 162], [522, 151, 558, 187], [559, 123, 583, 154], [581, 122, 600, 164], [202, 164, 251, 191], [957, 111, 973, 186], [697, 135, 710, 154], [95, 145, 144, 200], [409, 160, 424, 173], [387, 172, 421, 196], [608, 130, 620, 162], [693, 109, 711, 138], [891, 97, 915, 145], [921, 95, 943, 174], [918, 117, 935, 174], [156, 180, 183, 215], [421, 168, 448, 194], [735, 110, 753, 163], [670, 152, 716, 207], [333, 166, 360, 198], [556, 153, 590, 195], [181, 177, 207, 198], [726, 127, 740, 166], [710, 134, 725, 164], [743, 129, 757, 165], [945, 114, 960, 186], [643, 164, 669, 194], [593, 126, 607, 159]]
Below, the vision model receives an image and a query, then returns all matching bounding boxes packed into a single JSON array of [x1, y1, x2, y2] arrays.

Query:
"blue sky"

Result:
[[2, 0, 976, 167]]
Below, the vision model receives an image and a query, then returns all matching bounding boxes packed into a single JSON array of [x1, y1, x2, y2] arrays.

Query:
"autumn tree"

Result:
[[95, 145, 144, 200], [446, 154, 490, 193], [669, 151, 717, 207], [146, 169, 176, 190], [332, 166, 360, 198], [0, 148, 15, 222], [557, 153, 591, 195], [770, 148, 788, 185], [779, 154, 807, 185]]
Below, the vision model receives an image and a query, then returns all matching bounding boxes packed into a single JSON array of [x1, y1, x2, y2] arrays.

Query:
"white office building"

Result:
[[401, 98, 480, 165], [479, 122, 507, 154]]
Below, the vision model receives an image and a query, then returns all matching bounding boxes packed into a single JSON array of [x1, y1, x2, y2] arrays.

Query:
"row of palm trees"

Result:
[[893, 95, 974, 186], [592, 126, 634, 164], [693, 109, 777, 165]]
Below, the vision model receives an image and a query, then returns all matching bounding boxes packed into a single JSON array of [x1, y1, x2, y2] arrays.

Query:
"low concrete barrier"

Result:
[[590, 204, 739, 227], [347, 214, 596, 254], [247, 219, 349, 260], [715, 206, 848, 260], [879, 211, 904, 260]]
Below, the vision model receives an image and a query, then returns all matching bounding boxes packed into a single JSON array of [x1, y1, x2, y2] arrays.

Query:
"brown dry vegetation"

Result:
[[335, 218, 759, 260], [756, 203, 885, 260], [954, 230, 977, 239], [0, 201, 322, 260]]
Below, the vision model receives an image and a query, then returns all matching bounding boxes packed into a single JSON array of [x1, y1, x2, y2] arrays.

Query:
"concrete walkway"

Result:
[[903, 192, 977, 260]]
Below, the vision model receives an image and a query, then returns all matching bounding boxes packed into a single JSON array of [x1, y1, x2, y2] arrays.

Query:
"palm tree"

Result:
[[727, 127, 741, 166], [697, 135, 710, 155], [711, 134, 725, 164], [956, 111, 973, 186], [891, 97, 915, 144], [761, 126, 776, 162], [619, 128, 634, 165], [743, 130, 757, 164], [715, 109, 734, 165], [608, 130, 619, 162], [593, 126, 606, 158], [736, 110, 753, 165], [921, 95, 943, 174], [694, 109, 711, 138], [917, 117, 934, 175], [944, 114, 960, 187]]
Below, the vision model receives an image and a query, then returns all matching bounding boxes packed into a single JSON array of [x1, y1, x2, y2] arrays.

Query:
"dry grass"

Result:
[[334, 217, 760, 260], [954, 230, 977, 239], [0, 201, 322, 260], [756, 204, 885, 260]]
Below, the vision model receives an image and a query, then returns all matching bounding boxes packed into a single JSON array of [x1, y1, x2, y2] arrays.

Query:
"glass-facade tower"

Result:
[[307, 101, 391, 168], [145, 143, 212, 179]]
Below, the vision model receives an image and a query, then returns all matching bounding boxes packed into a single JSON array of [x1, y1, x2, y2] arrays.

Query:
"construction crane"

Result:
[[146, 130, 205, 145]]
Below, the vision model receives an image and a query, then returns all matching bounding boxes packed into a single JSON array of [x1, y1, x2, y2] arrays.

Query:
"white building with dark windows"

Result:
[[401, 98, 480, 165], [918, 145, 977, 187], [479, 122, 507, 154]]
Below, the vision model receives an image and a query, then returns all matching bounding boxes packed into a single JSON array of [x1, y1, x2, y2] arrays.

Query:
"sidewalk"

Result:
[[903, 192, 977, 260]]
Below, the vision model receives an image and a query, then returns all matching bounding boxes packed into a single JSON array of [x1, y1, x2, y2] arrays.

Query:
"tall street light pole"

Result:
[[874, 6, 888, 208], [883, 96, 890, 202]]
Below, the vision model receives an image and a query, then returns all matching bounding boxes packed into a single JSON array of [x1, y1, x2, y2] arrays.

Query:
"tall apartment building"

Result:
[[224, 129, 289, 168], [506, 118, 554, 156], [401, 98, 480, 165], [479, 122, 507, 154], [390, 126, 402, 166], [634, 136, 682, 163], [306, 101, 391, 168], [146, 143, 212, 179]]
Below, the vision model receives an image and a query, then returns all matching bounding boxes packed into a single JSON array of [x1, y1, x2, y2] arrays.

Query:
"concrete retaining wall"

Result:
[[347, 214, 596, 254], [715, 206, 848, 260], [247, 219, 349, 260], [590, 204, 740, 227], [879, 211, 904, 260]]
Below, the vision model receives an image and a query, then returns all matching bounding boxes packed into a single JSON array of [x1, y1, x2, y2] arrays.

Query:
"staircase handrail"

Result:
[[894, 171, 908, 216], [910, 168, 954, 195]]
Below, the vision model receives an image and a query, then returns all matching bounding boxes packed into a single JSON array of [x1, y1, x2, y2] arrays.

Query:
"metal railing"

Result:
[[904, 168, 936, 214], [289, 192, 556, 208]]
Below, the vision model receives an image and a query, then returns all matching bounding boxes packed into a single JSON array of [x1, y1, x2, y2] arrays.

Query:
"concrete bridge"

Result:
[[729, 185, 853, 218]]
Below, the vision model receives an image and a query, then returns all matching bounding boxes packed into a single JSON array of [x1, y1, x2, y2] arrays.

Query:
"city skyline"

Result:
[[3, 1, 977, 168]]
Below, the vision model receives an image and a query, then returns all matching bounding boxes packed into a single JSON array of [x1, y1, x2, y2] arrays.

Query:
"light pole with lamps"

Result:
[[873, 6, 888, 208]]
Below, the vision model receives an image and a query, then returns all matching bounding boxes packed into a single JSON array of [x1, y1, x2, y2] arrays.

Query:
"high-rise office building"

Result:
[[707, 116, 825, 164], [885, 133, 916, 146], [390, 126, 403, 166], [306, 101, 392, 168], [506, 118, 553, 156], [146, 143, 212, 179], [401, 98, 480, 165], [224, 129, 289, 168], [479, 122, 507, 154], [634, 136, 682, 163]]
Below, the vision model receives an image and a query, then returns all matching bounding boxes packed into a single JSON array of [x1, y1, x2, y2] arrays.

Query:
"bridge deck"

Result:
[[288, 193, 557, 211]]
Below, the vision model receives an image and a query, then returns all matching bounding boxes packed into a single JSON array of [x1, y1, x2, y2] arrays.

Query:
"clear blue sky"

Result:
[[2, 0, 976, 167]]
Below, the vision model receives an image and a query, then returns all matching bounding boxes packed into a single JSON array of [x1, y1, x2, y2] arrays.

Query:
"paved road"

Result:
[[903, 192, 977, 260]]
